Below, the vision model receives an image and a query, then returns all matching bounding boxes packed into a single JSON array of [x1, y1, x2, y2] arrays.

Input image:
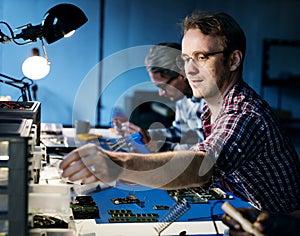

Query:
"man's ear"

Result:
[[229, 50, 242, 71]]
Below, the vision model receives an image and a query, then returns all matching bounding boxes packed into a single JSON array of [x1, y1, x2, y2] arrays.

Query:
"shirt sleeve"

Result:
[[148, 125, 181, 141], [148, 98, 204, 151], [191, 111, 266, 174], [155, 140, 194, 151]]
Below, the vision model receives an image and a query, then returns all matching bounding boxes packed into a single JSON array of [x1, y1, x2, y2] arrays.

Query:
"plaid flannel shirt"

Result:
[[191, 80, 300, 213]]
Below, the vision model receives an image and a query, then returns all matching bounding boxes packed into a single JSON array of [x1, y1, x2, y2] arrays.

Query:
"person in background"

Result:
[[113, 42, 205, 152], [31, 48, 40, 100], [60, 11, 300, 214], [221, 207, 300, 236]]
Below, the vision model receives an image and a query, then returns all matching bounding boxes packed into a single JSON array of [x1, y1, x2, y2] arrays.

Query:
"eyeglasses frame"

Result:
[[155, 75, 179, 91], [176, 50, 226, 70]]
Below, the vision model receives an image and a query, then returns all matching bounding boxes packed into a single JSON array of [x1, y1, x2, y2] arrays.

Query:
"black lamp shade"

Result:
[[42, 3, 88, 44]]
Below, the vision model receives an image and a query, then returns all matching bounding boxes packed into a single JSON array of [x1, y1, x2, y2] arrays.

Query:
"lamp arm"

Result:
[[0, 21, 34, 45], [0, 73, 33, 101], [0, 72, 21, 83], [0, 78, 23, 90], [14, 23, 43, 43]]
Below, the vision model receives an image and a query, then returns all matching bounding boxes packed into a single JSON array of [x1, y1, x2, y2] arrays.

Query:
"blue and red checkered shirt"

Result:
[[149, 96, 205, 151], [191, 80, 300, 213]]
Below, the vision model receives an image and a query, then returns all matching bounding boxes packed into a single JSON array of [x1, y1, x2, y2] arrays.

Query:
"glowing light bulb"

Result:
[[22, 56, 50, 80]]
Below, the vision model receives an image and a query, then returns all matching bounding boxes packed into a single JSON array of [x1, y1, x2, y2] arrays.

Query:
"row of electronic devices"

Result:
[[0, 101, 48, 236]]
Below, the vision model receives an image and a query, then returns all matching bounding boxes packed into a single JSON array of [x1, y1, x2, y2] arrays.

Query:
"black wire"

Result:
[[188, 214, 223, 221], [16, 95, 22, 102], [0, 21, 32, 45], [0, 21, 14, 39], [210, 200, 225, 236]]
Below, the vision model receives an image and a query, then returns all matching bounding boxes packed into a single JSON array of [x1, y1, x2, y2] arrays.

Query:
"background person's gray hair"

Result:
[[145, 42, 182, 79]]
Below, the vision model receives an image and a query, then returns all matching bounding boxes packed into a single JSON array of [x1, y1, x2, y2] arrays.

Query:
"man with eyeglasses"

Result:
[[113, 42, 205, 152], [60, 11, 300, 217]]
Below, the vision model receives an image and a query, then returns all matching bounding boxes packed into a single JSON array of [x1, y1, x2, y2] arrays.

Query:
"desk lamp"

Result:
[[0, 3, 88, 100]]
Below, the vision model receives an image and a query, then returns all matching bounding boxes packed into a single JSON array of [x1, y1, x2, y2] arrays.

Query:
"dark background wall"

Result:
[[1, 0, 299, 133]]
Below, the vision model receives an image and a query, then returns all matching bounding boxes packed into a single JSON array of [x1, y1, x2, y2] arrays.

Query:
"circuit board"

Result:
[[167, 185, 234, 204], [108, 210, 159, 223], [90, 182, 251, 224]]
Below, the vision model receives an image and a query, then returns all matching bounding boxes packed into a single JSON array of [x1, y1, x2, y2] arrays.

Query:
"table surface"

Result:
[[73, 182, 251, 236], [38, 127, 252, 236]]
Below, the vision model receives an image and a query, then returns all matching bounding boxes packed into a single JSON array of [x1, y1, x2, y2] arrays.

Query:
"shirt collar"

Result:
[[190, 96, 202, 103]]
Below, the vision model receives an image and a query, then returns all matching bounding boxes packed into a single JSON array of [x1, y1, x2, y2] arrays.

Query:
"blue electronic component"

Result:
[[105, 132, 151, 153], [124, 132, 151, 154]]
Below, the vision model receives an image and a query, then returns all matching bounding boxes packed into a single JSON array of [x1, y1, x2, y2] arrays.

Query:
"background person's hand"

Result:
[[222, 207, 300, 236], [253, 211, 300, 236], [112, 117, 129, 137], [113, 118, 151, 143], [127, 122, 151, 143]]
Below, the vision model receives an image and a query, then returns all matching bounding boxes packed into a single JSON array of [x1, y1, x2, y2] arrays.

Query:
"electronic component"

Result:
[[0, 118, 36, 235], [111, 194, 140, 205], [108, 210, 159, 223], [167, 186, 233, 204], [70, 196, 100, 219], [40, 123, 63, 135], [0, 101, 41, 144], [124, 132, 151, 153], [76, 133, 102, 141], [153, 205, 171, 210], [154, 198, 190, 235], [30, 144, 46, 184], [30, 214, 68, 229], [109, 132, 150, 153]]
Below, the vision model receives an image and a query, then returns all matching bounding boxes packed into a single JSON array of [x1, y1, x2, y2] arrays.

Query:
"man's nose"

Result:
[[185, 60, 199, 76]]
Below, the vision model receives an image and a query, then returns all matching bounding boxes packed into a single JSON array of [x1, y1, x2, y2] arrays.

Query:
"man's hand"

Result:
[[59, 143, 124, 184]]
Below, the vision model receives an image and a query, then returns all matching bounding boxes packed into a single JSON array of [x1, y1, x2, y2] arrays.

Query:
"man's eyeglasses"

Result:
[[156, 76, 178, 91], [176, 50, 225, 70]]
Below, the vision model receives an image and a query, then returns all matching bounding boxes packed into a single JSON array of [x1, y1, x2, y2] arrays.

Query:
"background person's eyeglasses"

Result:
[[156, 76, 178, 91], [176, 50, 225, 70]]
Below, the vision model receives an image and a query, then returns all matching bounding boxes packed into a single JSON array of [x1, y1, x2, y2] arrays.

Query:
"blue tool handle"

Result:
[[125, 132, 151, 154]]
